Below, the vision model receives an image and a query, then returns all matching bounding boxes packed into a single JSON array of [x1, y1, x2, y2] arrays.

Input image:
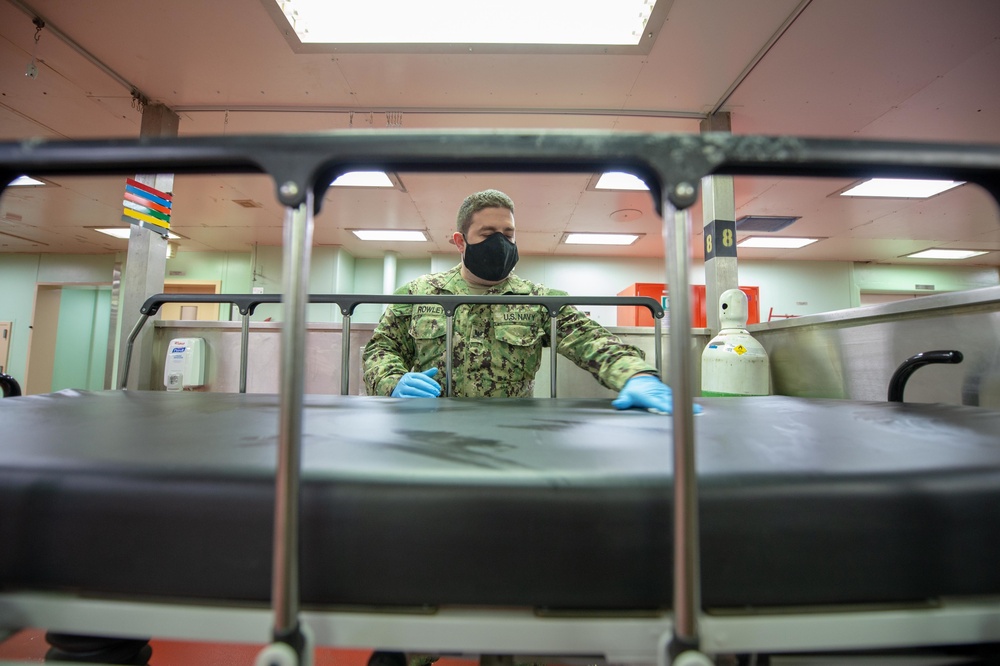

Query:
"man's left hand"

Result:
[[612, 374, 702, 415]]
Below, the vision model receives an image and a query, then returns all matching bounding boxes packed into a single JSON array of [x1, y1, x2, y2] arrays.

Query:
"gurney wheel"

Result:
[[255, 641, 299, 666], [672, 650, 714, 666]]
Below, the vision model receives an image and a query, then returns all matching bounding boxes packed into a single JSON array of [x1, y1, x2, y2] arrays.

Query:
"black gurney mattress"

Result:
[[1, 390, 1000, 610]]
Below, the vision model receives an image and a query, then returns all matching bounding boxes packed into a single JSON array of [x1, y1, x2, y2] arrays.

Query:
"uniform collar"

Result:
[[434, 264, 533, 295]]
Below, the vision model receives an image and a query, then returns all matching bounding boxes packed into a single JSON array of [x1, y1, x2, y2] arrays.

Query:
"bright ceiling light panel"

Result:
[[594, 171, 650, 191], [737, 237, 819, 249], [276, 0, 657, 45], [563, 233, 640, 246], [352, 230, 428, 242], [906, 249, 987, 260], [8, 175, 45, 186], [93, 227, 182, 240], [331, 171, 395, 188], [840, 178, 964, 198]]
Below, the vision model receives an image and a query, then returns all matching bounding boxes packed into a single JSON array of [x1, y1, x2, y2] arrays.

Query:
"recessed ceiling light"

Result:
[[737, 237, 819, 249], [563, 233, 641, 246], [92, 227, 183, 240], [8, 175, 45, 187], [275, 0, 659, 46], [332, 171, 395, 188], [905, 249, 988, 260], [593, 172, 649, 191], [352, 229, 428, 242], [840, 178, 964, 198]]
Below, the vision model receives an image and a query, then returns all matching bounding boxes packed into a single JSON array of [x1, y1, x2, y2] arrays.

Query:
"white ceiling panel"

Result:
[[0, 0, 997, 268]]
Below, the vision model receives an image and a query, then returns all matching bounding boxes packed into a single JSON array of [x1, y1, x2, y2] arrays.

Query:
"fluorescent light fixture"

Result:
[[352, 229, 428, 242], [94, 228, 131, 239], [594, 171, 649, 191], [275, 0, 658, 46], [8, 175, 45, 186], [840, 178, 964, 198], [563, 233, 640, 246], [738, 237, 819, 249], [905, 249, 988, 260], [332, 171, 395, 188], [93, 227, 183, 240]]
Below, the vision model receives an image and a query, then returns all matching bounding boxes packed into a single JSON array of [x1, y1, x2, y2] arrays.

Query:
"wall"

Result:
[[853, 263, 998, 296], [0, 253, 118, 386], [2, 249, 997, 387]]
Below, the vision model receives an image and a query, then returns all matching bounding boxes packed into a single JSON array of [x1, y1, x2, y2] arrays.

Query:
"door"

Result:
[[161, 281, 222, 321], [0, 322, 11, 375]]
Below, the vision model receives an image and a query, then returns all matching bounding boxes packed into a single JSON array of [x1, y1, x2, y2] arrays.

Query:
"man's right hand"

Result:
[[391, 367, 441, 398]]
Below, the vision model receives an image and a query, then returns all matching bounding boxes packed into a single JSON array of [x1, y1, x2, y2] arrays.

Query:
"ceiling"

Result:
[[1, 0, 999, 266]]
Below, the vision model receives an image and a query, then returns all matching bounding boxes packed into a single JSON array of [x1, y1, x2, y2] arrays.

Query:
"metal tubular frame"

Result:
[[340, 313, 352, 396], [663, 205, 700, 651], [240, 313, 250, 394], [4, 130, 999, 662], [271, 194, 315, 652], [121, 293, 665, 395]]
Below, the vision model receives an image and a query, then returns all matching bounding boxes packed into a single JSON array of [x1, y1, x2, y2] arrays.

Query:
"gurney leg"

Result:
[[256, 194, 315, 666], [255, 623, 314, 666]]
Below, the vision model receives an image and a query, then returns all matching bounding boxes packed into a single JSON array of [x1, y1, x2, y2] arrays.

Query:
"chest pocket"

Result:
[[408, 309, 447, 368], [492, 322, 545, 380]]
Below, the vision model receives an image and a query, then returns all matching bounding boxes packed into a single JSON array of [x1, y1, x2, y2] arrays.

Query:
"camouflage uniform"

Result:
[[363, 265, 656, 397]]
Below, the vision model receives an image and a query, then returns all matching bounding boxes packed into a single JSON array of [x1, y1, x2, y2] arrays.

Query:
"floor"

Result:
[[0, 629, 481, 666]]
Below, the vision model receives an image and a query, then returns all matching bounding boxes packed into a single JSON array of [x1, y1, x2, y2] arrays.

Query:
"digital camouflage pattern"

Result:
[[363, 265, 656, 397]]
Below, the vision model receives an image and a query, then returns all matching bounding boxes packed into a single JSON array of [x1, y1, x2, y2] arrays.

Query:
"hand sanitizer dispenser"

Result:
[[164, 338, 206, 391]]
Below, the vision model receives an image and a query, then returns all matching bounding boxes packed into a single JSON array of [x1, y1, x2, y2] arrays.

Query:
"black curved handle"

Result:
[[0, 372, 22, 398], [887, 350, 964, 403]]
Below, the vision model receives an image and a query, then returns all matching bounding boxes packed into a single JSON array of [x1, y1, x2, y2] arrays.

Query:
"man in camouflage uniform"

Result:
[[363, 189, 675, 413]]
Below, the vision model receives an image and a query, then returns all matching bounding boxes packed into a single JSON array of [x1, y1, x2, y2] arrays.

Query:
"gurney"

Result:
[[2, 131, 1000, 665]]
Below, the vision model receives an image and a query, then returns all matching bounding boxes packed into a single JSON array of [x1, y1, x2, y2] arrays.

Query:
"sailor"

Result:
[[362, 189, 675, 413]]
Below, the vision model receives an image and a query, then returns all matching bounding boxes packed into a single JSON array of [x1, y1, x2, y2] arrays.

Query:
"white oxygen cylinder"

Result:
[[701, 289, 770, 397]]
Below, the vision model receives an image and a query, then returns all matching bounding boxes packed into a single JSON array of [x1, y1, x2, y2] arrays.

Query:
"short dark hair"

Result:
[[456, 189, 515, 235]]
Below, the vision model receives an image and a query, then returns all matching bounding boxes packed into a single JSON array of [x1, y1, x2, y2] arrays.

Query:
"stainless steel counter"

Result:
[[750, 285, 1000, 407]]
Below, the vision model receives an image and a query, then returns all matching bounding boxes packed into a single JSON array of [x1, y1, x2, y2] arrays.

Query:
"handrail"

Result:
[[887, 350, 964, 403], [120, 293, 665, 395], [0, 372, 22, 398]]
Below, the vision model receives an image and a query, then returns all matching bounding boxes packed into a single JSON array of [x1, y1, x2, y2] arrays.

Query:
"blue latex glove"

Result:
[[611, 374, 701, 415], [391, 367, 441, 398]]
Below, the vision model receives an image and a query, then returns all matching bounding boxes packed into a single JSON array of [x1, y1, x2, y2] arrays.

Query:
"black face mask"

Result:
[[462, 232, 519, 282]]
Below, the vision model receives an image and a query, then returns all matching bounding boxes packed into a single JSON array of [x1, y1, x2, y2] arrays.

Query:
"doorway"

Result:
[[161, 281, 222, 321], [25, 285, 112, 395], [0, 322, 12, 375]]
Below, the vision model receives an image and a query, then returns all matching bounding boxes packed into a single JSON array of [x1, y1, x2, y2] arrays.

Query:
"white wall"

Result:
[[3, 250, 997, 388]]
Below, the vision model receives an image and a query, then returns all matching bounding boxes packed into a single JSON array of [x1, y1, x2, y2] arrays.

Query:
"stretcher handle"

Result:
[[0, 372, 22, 398], [887, 349, 964, 402], [124, 293, 665, 394]]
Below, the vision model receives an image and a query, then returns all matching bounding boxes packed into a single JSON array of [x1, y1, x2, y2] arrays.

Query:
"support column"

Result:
[[382, 251, 398, 311], [700, 112, 739, 334], [116, 103, 179, 390]]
